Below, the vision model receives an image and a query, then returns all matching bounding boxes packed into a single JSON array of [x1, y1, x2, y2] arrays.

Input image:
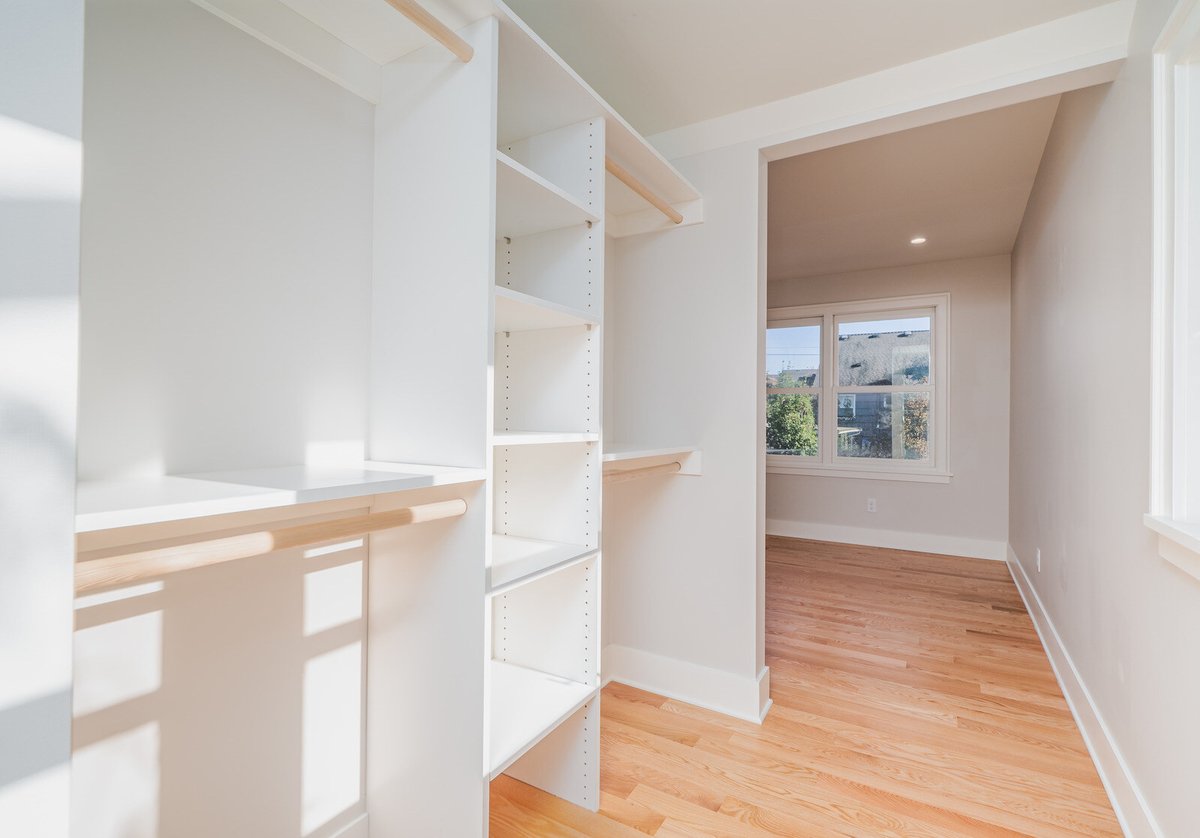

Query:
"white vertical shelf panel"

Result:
[[366, 16, 496, 838], [502, 120, 601, 214], [495, 326, 596, 435], [493, 558, 598, 687], [495, 442, 596, 546], [498, 225, 598, 313], [369, 17, 496, 470]]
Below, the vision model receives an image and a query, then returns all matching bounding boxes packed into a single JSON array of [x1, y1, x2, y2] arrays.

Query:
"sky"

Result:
[[767, 318, 930, 375]]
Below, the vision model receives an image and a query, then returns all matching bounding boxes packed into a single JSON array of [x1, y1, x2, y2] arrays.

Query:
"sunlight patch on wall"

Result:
[[71, 721, 160, 838], [302, 641, 363, 835], [73, 611, 162, 717], [0, 115, 81, 201], [303, 559, 363, 636]]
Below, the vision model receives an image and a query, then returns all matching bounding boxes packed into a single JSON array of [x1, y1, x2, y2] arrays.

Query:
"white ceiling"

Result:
[[768, 96, 1061, 281], [504, 0, 1112, 136]]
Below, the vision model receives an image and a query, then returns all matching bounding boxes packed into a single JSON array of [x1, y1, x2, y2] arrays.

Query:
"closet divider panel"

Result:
[[369, 15, 497, 470], [366, 15, 497, 838]]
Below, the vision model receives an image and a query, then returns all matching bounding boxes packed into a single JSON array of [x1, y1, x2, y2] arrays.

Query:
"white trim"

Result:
[[1144, 513, 1200, 580], [649, 1, 1134, 161], [767, 464, 951, 483], [767, 519, 1006, 562], [329, 813, 369, 838], [1006, 547, 1164, 838], [1149, 0, 1200, 558], [601, 644, 770, 723]]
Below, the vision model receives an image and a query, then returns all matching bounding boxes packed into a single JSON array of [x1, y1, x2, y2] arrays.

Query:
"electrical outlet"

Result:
[[866, 497, 877, 513], [1036, 548, 1042, 572]]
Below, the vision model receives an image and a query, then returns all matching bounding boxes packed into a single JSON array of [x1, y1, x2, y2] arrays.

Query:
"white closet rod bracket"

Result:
[[603, 461, 682, 485], [75, 498, 468, 594], [382, 0, 474, 62], [605, 156, 683, 225]]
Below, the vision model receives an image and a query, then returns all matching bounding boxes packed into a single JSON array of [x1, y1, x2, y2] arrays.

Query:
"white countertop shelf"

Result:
[[496, 151, 598, 240], [488, 660, 597, 779], [76, 461, 486, 533], [489, 534, 596, 594], [494, 286, 598, 333], [493, 431, 599, 446]]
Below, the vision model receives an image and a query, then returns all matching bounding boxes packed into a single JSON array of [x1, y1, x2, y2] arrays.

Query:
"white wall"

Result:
[[604, 141, 769, 721], [1010, 0, 1198, 833], [78, 0, 375, 480], [767, 256, 1011, 560], [0, 2, 82, 835]]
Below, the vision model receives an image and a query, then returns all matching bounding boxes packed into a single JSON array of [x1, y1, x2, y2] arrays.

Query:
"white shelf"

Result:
[[494, 0, 702, 237], [602, 444, 702, 479], [602, 444, 697, 463], [493, 431, 598, 446], [76, 462, 486, 533], [490, 535, 595, 593], [488, 660, 596, 779], [494, 286, 598, 333], [496, 150, 598, 240]]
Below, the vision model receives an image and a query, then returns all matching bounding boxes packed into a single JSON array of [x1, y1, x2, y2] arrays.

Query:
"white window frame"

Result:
[[767, 293, 950, 483], [1147, 0, 1200, 579]]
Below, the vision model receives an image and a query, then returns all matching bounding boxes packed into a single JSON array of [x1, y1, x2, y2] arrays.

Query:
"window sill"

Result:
[[767, 463, 952, 484], [1144, 514, 1200, 582]]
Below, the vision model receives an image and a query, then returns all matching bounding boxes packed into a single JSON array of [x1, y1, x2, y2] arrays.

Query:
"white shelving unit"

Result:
[[73, 0, 701, 834]]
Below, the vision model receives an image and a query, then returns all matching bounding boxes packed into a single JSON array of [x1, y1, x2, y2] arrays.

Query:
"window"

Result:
[[765, 294, 949, 482], [1147, 0, 1200, 578]]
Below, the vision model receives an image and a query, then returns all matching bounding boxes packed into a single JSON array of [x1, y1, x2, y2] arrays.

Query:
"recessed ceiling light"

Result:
[[910, 236, 927, 245]]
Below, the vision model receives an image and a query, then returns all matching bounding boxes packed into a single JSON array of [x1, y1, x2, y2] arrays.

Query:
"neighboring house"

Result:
[[837, 330, 929, 457]]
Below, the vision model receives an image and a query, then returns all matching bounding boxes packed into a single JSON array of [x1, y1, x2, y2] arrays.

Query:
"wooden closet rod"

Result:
[[603, 461, 682, 485], [605, 157, 684, 225], [75, 498, 468, 594], [382, 0, 474, 63]]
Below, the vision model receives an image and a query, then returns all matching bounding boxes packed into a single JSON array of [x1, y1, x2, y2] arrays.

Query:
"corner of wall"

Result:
[[602, 644, 770, 724]]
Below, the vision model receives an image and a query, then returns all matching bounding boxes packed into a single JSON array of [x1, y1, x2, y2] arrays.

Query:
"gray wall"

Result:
[[1010, 0, 1199, 833]]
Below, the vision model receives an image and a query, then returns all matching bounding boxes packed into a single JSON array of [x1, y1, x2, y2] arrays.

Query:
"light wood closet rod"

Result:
[[605, 157, 684, 225], [603, 461, 682, 485], [382, 0, 474, 62], [75, 498, 467, 594]]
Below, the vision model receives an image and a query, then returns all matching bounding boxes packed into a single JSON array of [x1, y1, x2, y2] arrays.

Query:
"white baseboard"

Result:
[[1006, 546, 1161, 838], [602, 644, 770, 723], [767, 519, 1007, 561], [328, 813, 368, 838]]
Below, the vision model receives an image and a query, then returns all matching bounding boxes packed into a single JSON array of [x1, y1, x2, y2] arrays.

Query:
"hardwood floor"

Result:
[[489, 537, 1121, 837]]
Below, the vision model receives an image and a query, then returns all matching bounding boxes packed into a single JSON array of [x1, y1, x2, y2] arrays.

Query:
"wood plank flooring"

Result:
[[490, 537, 1121, 837]]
